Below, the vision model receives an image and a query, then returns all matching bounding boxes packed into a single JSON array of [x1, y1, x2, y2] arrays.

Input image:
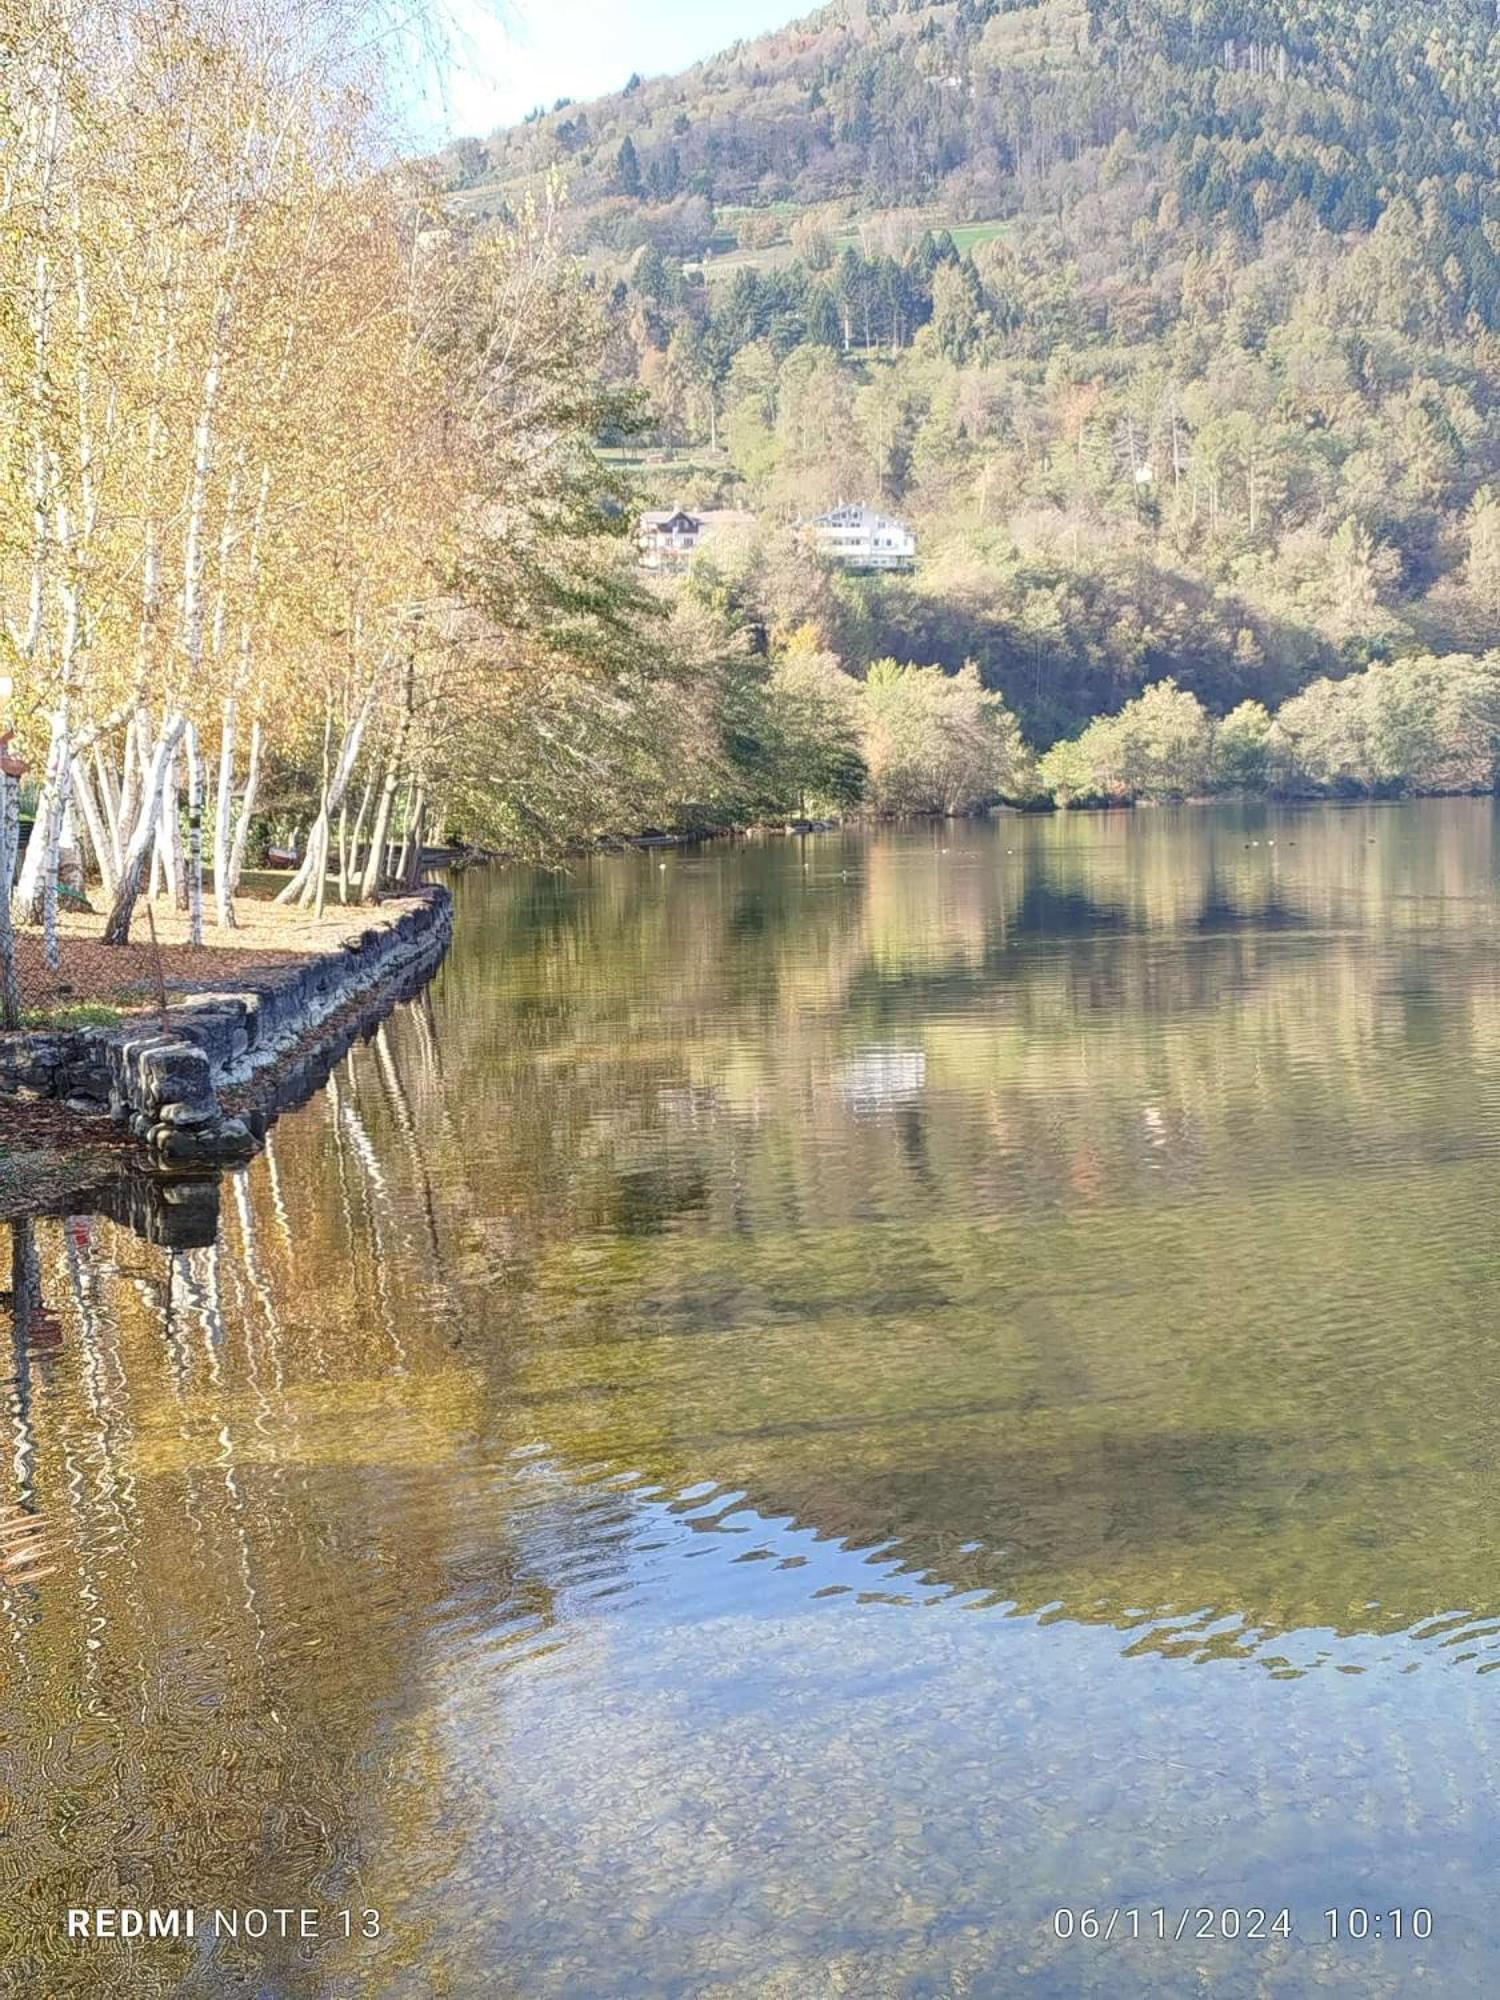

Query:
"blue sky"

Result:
[[413, 0, 802, 140]]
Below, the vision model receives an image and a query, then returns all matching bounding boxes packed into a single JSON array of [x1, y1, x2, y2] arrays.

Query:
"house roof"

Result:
[[639, 508, 757, 533], [640, 509, 701, 532], [805, 503, 913, 532]]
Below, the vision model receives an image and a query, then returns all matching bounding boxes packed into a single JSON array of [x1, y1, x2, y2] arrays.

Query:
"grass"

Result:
[[18, 1002, 123, 1030], [947, 219, 1014, 253], [600, 447, 737, 483], [717, 200, 804, 220], [692, 210, 1016, 284]]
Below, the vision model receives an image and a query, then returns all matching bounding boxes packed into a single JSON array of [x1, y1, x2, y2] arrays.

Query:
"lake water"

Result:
[[5, 800, 1500, 1997]]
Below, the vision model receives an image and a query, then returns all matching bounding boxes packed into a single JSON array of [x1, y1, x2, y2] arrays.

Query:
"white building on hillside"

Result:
[[637, 508, 755, 570], [801, 503, 917, 572]]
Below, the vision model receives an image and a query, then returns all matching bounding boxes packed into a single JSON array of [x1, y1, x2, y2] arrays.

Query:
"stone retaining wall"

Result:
[[0, 887, 452, 1164]]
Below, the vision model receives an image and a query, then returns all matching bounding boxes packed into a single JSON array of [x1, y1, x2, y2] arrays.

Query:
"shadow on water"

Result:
[[6, 798, 1500, 1994]]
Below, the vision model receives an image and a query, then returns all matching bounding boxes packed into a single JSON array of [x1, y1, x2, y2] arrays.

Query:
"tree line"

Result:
[[0, 0, 742, 990], [1037, 653, 1500, 804], [640, 591, 1500, 819]]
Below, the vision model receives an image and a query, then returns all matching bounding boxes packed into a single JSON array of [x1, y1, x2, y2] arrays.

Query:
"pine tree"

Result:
[[615, 135, 642, 198]]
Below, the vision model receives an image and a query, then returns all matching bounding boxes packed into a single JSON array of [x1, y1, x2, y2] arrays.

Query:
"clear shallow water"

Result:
[[5, 800, 1500, 1995]]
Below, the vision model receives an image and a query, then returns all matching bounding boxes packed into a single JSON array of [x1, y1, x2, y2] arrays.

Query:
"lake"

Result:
[[5, 799, 1500, 1997]]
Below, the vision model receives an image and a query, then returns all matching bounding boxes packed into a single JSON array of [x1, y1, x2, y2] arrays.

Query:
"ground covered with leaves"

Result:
[[12, 894, 422, 1018]]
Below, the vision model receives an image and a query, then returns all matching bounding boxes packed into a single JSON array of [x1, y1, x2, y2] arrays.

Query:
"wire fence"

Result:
[[1, 771, 172, 1030], [4, 912, 172, 1031]]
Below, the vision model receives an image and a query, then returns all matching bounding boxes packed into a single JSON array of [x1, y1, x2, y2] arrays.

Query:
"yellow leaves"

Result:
[[0, 0, 468, 769]]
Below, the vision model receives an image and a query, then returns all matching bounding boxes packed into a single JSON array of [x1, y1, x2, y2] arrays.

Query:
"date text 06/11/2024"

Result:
[[1051, 1908, 1435, 1943]]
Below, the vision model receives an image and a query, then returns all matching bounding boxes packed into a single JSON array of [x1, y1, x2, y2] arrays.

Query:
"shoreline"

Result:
[[0, 887, 453, 1182]]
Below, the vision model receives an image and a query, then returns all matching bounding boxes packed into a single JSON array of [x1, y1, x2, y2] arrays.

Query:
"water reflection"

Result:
[[4, 799, 1500, 1994]]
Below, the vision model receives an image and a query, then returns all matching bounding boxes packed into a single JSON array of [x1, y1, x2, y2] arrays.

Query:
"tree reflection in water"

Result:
[[4, 798, 1500, 1994]]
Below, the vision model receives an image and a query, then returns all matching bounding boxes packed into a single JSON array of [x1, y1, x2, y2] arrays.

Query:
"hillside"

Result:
[[449, 0, 1500, 297], [442, 2, 1500, 747]]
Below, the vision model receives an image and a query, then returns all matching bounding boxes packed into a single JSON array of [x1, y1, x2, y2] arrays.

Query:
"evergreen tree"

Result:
[[805, 286, 843, 350], [614, 134, 642, 197], [931, 258, 987, 363]]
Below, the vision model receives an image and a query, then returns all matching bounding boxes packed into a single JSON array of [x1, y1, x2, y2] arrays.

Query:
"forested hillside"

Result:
[[440, 0, 1500, 770], [452, 0, 1500, 295]]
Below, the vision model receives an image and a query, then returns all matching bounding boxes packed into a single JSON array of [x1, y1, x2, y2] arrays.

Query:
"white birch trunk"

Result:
[[343, 772, 374, 903], [94, 741, 122, 875], [13, 709, 66, 920], [402, 785, 427, 890], [117, 714, 141, 858], [358, 726, 409, 905], [169, 757, 187, 910], [392, 779, 417, 886], [277, 694, 373, 907], [227, 717, 263, 898], [0, 775, 21, 1026], [71, 753, 117, 900], [103, 714, 186, 946], [41, 749, 70, 970], [179, 334, 222, 687], [133, 271, 181, 693], [336, 800, 350, 904], [214, 696, 237, 928], [186, 721, 204, 946], [152, 745, 182, 910], [10, 68, 61, 669]]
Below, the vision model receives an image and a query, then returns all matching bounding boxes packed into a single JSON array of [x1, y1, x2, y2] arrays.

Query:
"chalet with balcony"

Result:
[[801, 504, 917, 572], [637, 508, 755, 570]]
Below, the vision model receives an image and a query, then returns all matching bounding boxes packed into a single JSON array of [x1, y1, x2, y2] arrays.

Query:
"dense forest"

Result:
[[430, 0, 1500, 809]]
